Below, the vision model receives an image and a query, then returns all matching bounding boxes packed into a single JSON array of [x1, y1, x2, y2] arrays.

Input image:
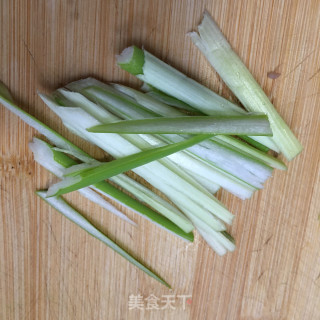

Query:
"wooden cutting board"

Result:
[[1, 1, 319, 319]]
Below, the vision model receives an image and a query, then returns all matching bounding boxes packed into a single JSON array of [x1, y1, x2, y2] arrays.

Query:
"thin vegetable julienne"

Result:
[[36, 191, 171, 288], [69, 80, 268, 196], [46, 134, 213, 197], [40, 93, 234, 229], [87, 114, 272, 135], [0, 82, 194, 236], [77, 83, 273, 190], [30, 137, 194, 238], [109, 83, 286, 170], [111, 83, 286, 170]]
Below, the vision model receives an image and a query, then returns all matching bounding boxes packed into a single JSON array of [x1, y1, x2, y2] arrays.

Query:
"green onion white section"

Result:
[[75, 81, 272, 193], [63, 84, 259, 198], [117, 47, 244, 115], [1, 81, 236, 254], [190, 11, 303, 160], [28, 138, 134, 224], [39, 92, 235, 228], [53, 88, 227, 199], [113, 83, 184, 117], [109, 84, 285, 170], [73, 83, 255, 191], [121, 85, 285, 169], [141, 84, 280, 153], [190, 214, 235, 255], [51, 146, 194, 234], [141, 134, 256, 198], [213, 136, 287, 170], [89, 184, 194, 240], [106, 174, 193, 229], [116, 47, 278, 152], [170, 137, 272, 189], [141, 83, 198, 112], [0, 82, 194, 237], [36, 191, 170, 287], [0, 84, 132, 224], [1, 81, 236, 255]]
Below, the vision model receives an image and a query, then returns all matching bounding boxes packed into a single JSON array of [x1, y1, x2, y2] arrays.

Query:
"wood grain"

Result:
[[1, 0, 320, 319]]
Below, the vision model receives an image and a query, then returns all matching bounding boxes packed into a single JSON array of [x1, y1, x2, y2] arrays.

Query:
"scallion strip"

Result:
[[238, 136, 270, 152], [30, 138, 194, 237], [36, 191, 170, 288], [112, 83, 184, 117], [0, 82, 194, 236], [46, 134, 212, 197], [141, 83, 198, 112], [109, 83, 285, 170], [50, 144, 194, 233], [213, 135, 287, 170], [116, 47, 278, 152], [40, 93, 235, 226], [0, 82, 87, 156], [67, 81, 265, 195], [87, 114, 272, 136], [190, 11, 303, 160], [29, 138, 136, 225], [117, 46, 245, 115]]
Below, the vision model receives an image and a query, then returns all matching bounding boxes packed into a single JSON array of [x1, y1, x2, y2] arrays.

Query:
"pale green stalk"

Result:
[[190, 11, 303, 160]]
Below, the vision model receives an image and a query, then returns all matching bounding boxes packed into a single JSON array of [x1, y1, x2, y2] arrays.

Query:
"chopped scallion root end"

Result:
[[116, 46, 145, 75]]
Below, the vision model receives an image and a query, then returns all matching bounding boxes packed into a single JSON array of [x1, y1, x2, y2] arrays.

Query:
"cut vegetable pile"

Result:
[[0, 11, 302, 287]]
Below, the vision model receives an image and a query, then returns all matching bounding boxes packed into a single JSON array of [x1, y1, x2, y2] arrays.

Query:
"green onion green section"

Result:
[[0, 82, 87, 156], [36, 190, 171, 288], [87, 114, 272, 135], [47, 134, 212, 197], [92, 180, 194, 239], [31, 138, 194, 238]]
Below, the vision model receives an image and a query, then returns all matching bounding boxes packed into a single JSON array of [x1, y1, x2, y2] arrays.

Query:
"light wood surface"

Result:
[[1, 1, 320, 319]]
